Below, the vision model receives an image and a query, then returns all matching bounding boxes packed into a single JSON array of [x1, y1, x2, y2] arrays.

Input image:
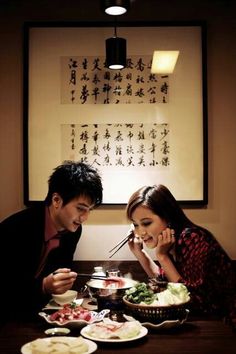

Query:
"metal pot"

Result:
[[86, 277, 138, 311]]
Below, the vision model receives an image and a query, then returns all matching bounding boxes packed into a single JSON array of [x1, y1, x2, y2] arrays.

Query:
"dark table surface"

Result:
[[0, 313, 235, 354]]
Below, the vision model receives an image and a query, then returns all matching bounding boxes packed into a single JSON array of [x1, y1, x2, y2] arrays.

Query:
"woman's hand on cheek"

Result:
[[156, 227, 175, 256]]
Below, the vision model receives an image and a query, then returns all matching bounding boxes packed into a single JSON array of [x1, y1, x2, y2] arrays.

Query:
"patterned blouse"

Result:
[[172, 227, 235, 317]]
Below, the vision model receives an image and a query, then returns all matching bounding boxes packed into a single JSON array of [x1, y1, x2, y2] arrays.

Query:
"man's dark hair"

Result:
[[45, 161, 103, 207]]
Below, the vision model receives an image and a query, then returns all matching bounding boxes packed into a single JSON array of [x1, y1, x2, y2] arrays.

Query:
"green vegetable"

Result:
[[70, 301, 77, 309], [125, 282, 156, 304]]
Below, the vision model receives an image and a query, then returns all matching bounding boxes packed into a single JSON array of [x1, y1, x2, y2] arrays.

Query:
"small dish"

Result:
[[52, 290, 78, 306], [42, 298, 84, 311], [39, 309, 110, 328], [44, 327, 71, 336]]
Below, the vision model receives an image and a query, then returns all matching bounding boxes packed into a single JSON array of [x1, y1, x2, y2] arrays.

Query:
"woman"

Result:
[[126, 184, 235, 318]]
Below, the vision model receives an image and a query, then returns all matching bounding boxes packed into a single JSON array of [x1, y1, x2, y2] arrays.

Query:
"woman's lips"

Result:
[[143, 236, 152, 243]]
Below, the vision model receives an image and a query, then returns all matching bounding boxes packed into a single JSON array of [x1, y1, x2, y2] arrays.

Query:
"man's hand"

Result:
[[43, 268, 77, 294]]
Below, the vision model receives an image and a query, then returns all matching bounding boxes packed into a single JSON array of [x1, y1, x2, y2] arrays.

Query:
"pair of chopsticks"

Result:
[[77, 273, 108, 280], [53, 271, 108, 280], [77, 273, 122, 282], [109, 230, 134, 258]]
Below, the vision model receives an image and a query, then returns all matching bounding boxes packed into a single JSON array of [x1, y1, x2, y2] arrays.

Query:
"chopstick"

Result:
[[77, 273, 122, 282], [52, 272, 122, 281], [77, 273, 108, 280], [52, 271, 108, 280], [108, 231, 133, 258]]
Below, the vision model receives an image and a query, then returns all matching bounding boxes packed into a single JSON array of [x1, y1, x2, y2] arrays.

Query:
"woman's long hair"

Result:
[[126, 184, 196, 236]]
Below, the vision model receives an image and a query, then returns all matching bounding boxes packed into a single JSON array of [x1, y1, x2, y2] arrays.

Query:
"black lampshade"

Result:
[[106, 37, 127, 70], [101, 0, 130, 16]]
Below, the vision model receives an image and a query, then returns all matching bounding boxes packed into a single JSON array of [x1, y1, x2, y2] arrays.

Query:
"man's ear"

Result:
[[52, 193, 62, 208]]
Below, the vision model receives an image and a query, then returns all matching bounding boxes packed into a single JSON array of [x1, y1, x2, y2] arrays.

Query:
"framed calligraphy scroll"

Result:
[[23, 21, 208, 206]]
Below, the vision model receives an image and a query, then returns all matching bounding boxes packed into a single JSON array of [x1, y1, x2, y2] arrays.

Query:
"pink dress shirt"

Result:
[[35, 207, 60, 278]]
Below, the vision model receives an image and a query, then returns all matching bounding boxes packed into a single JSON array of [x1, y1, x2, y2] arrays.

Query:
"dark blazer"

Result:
[[0, 203, 81, 320]]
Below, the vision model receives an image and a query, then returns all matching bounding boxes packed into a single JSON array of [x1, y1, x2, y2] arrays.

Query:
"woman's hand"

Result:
[[128, 230, 144, 256], [42, 268, 77, 294], [156, 227, 175, 258]]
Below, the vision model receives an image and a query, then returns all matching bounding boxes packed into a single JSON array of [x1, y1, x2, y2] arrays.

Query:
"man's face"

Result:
[[51, 193, 94, 232]]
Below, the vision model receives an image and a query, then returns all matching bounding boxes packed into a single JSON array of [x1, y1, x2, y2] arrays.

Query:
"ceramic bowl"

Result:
[[52, 290, 78, 306]]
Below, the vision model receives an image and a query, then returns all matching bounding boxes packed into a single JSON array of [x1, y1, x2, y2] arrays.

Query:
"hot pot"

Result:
[[86, 277, 138, 311]]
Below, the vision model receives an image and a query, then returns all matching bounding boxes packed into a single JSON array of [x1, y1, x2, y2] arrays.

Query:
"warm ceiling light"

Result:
[[151, 51, 180, 74], [106, 36, 127, 70], [101, 0, 130, 16]]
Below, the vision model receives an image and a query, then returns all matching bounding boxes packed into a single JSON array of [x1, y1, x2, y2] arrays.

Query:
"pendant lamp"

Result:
[[106, 26, 127, 70], [101, 0, 130, 16]]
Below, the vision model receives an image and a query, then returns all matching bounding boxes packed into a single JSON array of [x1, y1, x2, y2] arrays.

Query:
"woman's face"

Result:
[[131, 205, 167, 249]]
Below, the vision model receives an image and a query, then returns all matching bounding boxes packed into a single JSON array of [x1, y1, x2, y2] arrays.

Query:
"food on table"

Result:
[[49, 303, 92, 324], [125, 282, 190, 306], [83, 318, 142, 339], [102, 277, 126, 288], [125, 282, 156, 304], [157, 283, 190, 306], [28, 336, 88, 354]]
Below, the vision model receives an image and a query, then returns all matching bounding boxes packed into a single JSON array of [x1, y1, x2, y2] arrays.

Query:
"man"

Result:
[[0, 161, 103, 320]]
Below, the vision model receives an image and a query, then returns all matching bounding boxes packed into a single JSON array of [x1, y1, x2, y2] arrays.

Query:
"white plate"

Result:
[[80, 325, 148, 343], [123, 309, 190, 330], [39, 309, 110, 328], [21, 337, 97, 354], [141, 318, 187, 329]]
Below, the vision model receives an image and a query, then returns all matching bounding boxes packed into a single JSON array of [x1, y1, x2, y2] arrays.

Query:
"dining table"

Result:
[[0, 309, 235, 354]]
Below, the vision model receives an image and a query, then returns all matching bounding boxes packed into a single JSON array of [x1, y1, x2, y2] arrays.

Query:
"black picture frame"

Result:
[[23, 21, 208, 206]]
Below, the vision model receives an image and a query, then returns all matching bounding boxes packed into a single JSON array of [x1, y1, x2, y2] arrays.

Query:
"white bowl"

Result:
[[52, 290, 78, 306]]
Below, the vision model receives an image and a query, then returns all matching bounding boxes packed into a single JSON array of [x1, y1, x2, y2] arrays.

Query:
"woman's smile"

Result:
[[142, 235, 157, 248]]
